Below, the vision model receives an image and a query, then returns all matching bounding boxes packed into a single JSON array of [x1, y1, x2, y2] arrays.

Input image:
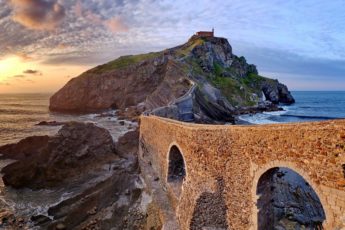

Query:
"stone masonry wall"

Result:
[[139, 116, 345, 230]]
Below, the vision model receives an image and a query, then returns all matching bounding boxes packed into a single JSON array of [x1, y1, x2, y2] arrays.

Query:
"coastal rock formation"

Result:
[[0, 123, 157, 229], [0, 122, 116, 189], [189, 36, 233, 71], [262, 80, 295, 104], [257, 168, 325, 229], [49, 55, 192, 114], [50, 34, 295, 123]]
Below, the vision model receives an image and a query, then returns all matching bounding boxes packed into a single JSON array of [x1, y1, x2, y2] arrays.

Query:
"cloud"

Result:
[[23, 69, 42, 75], [234, 44, 345, 78], [73, 1, 128, 33], [1, 0, 345, 90], [26, 79, 35, 83], [9, 69, 42, 80], [16, 52, 34, 61], [9, 0, 66, 30], [12, 74, 25, 78], [104, 17, 128, 33], [0, 82, 11, 86]]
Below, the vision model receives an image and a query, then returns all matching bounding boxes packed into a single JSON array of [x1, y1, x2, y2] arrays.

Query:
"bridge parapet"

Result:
[[139, 116, 345, 229]]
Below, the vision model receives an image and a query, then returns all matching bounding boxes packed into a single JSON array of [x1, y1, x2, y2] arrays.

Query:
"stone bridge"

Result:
[[139, 116, 345, 230]]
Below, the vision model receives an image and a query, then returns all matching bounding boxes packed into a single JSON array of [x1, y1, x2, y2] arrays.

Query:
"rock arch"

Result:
[[255, 166, 325, 229]]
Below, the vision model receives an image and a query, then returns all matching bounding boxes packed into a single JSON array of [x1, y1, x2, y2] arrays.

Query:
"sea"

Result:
[[239, 91, 345, 124], [0, 92, 345, 146], [0, 93, 137, 220], [0, 93, 137, 146]]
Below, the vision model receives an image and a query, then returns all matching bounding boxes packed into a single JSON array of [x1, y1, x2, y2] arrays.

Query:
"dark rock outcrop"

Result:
[[262, 80, 295, 104], [257, 168, 325, 229], [189, 36, 233, 72], [0, 124, 152, 229], [193, 87, 235, 123], [1, 122, 117, 189], [35, 121, 66, 126]]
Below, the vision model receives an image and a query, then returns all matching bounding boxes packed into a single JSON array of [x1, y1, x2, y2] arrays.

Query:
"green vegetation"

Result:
[[213, 62, 223, 76], [241, 73, 264, 86], [176, 38, 205, 57], [208, 65, 263, 106], [89, 52, 162, 73], [209, 75, 250, 106]]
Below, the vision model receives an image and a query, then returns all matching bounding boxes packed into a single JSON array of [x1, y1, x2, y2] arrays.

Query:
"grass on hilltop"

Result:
[[89, 52, 162, 73]]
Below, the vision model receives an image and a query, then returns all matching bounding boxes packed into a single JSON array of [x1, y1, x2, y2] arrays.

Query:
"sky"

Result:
[[0, 0, 344, 93]]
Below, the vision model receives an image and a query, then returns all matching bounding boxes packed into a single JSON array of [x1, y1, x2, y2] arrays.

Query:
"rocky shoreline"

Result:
[[0, 122, 157, 229]]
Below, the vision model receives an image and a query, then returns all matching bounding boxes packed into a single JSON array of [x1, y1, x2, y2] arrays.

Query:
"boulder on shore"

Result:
[[0, 122, 117, 189]]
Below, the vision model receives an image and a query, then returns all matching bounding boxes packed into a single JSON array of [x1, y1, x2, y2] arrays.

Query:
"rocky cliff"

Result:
[[0, 123, 152, 229], [0, 122, 116, 189], [50, 34, 295, 123]]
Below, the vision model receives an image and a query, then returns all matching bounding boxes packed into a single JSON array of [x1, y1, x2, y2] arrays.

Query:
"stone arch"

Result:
[[190, 178, 228, 230], [253, 164, 326, 230], [167, 144, 186, 197]]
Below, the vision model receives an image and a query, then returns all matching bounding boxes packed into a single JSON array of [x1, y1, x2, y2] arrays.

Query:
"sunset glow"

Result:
[[0, 55, 90, 93], [0, 0, 345, 93], [0, 56, 23, 79]]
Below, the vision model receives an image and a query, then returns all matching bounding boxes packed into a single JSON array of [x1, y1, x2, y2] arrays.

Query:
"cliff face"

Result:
[[50, 55, 191, 113], [50, 34, 295, 122]]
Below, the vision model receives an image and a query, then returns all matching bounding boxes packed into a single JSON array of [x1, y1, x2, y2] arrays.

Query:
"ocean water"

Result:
[[0, 93, 137, 219], [239, 91, 345, 124], [0, 93, 137, 146]]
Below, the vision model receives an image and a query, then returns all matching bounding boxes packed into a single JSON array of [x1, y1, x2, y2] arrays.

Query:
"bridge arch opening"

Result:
[[256, 167, 325, 230], [167, 145, 186, 196]]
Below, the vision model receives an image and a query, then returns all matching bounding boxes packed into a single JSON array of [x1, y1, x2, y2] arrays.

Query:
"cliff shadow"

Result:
[[189, 177, 229, 230]]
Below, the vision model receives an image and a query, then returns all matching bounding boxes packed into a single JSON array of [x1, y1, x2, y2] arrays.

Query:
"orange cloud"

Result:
[[73, 1, 128, 33], [74, 0, 83, 17], [104, 17, 129, 33], [15, 52, 34, 61], [57, 43, 69, 49], [10, 0, 65, 30]]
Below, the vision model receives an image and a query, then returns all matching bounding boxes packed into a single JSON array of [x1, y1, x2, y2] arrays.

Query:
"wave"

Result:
[[0, 108, 47, 115], [280, 114, 341, 120]]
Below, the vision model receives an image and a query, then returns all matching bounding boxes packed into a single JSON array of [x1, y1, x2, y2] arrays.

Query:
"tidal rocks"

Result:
[[0, 124, 150, 229], [35, 121, 66, 126], [1, 122, 117, 189], [262, 80, 295, 105]]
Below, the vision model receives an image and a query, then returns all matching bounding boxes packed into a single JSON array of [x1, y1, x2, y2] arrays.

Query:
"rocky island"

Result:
[[50, 34, 294, 124], [3, 33, 334, 230]]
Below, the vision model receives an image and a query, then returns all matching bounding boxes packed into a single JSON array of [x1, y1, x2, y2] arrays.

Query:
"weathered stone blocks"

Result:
[[140, 116, 345, 229]]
